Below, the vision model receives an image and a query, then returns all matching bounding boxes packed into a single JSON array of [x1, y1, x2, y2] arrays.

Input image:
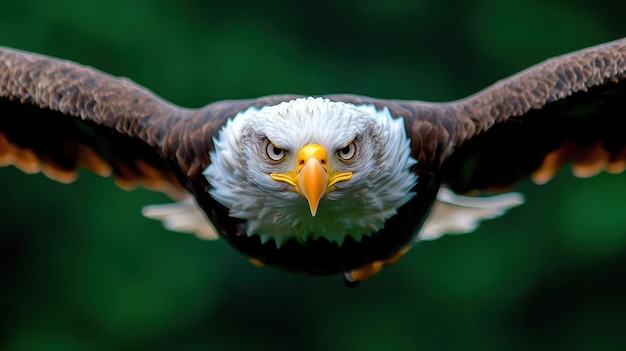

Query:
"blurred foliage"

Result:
[[1, 0, 626, 350]]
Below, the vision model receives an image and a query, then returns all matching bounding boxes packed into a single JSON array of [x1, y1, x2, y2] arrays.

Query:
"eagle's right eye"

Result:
[[265, 141, 286, 162]]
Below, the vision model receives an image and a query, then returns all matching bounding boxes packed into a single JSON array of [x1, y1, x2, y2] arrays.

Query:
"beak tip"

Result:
[[298, 158, 327, 218], [307, 198, 320, 217]]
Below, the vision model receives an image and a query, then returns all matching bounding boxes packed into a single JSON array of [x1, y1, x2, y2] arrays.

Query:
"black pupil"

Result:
[[341, 145, 351, 155], [271, 146, 282, 156]]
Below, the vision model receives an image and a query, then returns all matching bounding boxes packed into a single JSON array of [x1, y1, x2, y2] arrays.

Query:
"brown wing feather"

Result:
[[441, 38, 626, 193], [0, 47, 191, 198]]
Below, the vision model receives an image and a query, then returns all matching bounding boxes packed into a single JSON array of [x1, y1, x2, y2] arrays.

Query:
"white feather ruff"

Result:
[[204, 97, 418, 246]]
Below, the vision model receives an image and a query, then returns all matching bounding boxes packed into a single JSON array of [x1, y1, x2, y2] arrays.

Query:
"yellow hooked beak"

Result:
[[270, 143, 352, 216]]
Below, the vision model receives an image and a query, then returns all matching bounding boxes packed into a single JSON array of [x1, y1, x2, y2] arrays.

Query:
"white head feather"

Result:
[[204, 97, 417, 246]]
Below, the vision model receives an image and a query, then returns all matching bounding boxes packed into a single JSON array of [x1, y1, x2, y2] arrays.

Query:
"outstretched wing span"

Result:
[[3, 39, 626, 246]]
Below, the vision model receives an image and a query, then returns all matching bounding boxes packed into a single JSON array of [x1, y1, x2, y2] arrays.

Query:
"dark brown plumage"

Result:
[[1, 38, 625, 279]]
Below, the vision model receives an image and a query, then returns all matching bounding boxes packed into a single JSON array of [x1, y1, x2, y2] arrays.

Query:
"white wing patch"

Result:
[[419, 188, 524, 241], [142, 198, 219, 240]]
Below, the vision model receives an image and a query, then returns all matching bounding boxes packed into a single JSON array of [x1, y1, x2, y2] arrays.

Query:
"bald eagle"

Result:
[[1, 38, 625, 283]]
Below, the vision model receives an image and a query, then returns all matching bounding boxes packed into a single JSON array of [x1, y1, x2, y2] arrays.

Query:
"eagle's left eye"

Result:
[[265, 141, 286, 162], [337, 141, 356, 161]]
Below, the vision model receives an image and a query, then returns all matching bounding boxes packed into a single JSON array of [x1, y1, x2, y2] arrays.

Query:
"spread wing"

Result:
[[441, 38, 626, 193], [0, 47, 206, 198]]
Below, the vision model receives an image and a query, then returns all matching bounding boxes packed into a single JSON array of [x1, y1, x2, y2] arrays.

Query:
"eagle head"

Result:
[[204, 97, 418, 246]]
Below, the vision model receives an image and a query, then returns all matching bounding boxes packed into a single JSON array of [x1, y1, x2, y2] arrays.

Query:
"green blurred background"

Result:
[[1, 0, 626, 350]]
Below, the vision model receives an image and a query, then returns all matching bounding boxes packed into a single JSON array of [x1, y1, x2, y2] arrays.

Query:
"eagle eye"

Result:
[[337, 141, 356, 161], [265, 141, 286, 162]]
